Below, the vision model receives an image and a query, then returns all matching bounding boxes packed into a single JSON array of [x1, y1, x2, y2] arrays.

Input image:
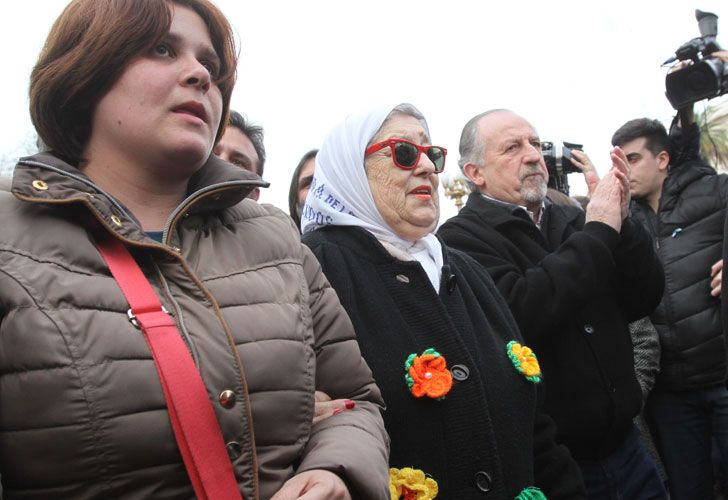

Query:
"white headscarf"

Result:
[[301, 104, 444, 291]]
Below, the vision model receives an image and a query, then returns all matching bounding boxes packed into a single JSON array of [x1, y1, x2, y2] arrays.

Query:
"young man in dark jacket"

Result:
[[612, 117, 728, 499], [438, 109, 666, 499]]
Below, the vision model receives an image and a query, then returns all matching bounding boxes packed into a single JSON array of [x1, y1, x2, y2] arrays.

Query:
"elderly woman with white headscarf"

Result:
[[301, 103, 587, 499]]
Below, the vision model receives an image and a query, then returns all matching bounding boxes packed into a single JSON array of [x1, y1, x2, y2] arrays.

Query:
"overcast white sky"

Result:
[[1, 0, 726, 222]]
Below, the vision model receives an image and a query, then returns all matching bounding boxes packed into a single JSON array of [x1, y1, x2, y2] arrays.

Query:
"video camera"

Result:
[[541, 141, 583, 196], [664, 9, 727, 109]]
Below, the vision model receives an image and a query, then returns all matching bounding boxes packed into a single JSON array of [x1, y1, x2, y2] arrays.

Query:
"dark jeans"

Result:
[[576, 424, 667, 500], [647, 385, 728, 500]]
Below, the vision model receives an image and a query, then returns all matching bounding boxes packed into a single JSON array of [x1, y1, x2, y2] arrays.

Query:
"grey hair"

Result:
[[369, 103, 430, 146], [458, 108, 510, 191]]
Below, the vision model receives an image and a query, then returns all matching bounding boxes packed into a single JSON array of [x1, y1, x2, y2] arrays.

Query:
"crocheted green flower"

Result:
[[516, 486, 546, 499]]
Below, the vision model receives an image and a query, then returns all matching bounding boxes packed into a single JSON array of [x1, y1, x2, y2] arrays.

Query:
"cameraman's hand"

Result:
[[712, 50, 728, 63], [585, 170, 623, 232], [711, 259, 723, 298], [610, 146, 631, 220], [570, 149, 600, 197]]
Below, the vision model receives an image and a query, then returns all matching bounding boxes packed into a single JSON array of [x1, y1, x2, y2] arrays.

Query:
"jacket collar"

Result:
[[463, 191, 582, 247], [664, 158, 716, 198], [13, 152, 268, 207], [313, 225, 452, 267], [464, 192, 538, 228], [11, 151, 269, 246]]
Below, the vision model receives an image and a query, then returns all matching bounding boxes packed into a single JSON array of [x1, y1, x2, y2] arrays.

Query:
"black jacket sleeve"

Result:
[[439, 207, 665, 344], [611, 217, 665, 321], [440, 216, 617, 343]]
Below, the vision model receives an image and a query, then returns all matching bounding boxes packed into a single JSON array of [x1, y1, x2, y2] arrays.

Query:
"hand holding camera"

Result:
[[664, 10, 727, 110], [542, 141, 584, 195]]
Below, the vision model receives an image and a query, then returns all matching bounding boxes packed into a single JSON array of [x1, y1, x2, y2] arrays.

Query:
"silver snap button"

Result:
[[219, 389, 236, 409]]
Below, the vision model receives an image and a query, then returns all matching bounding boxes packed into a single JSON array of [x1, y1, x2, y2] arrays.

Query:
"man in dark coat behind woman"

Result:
[[438, 109, 666, 499]]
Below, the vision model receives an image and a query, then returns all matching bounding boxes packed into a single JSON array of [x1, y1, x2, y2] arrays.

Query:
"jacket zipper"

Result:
[[160, 187, 261, 499], [161, 183, 254, 244], [152, 259, 201, 368], [644, 203, 676, 353]]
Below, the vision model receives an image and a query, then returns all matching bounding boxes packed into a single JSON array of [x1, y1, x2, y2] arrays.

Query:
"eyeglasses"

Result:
[[365, 139, 447, 173]]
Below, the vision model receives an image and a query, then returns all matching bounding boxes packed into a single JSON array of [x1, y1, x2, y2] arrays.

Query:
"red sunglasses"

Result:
[[365, 139, 447, 173]]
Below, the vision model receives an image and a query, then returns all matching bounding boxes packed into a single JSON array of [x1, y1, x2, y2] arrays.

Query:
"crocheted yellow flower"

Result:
[[405, 348, 453, 399], [507, 341, 542, 383], [389, 467, 438, 500]]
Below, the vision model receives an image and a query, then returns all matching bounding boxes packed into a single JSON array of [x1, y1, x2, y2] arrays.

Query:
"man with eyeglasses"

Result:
[[438, 109, 666, 499]]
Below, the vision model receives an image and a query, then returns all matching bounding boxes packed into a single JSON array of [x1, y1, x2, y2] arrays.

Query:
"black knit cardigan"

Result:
[[303, 225, 585, 500]]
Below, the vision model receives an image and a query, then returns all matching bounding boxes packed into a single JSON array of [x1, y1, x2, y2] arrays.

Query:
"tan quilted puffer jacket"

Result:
[[0, 152, 389, 499]]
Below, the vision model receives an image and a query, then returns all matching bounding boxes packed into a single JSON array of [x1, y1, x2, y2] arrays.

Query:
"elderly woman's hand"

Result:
[[312, 391, 356, 425], [270, 469, 352, 500]]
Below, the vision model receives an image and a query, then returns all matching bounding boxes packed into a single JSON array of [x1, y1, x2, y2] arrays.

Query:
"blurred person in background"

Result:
[[213, 109, 265, 200], [288, 148, 317, 230]]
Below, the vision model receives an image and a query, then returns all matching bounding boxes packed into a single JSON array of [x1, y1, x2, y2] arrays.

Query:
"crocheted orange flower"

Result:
[[405, 348, 453, 399], [389, 467, 439, 500], [507, 341, 541, 383]]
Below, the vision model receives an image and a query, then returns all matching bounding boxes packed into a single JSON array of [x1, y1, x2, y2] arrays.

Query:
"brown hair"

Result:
[[30, 0, 237, 164]]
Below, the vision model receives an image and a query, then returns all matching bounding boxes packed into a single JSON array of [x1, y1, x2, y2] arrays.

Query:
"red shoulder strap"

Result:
[[96, 233, 243, 500]]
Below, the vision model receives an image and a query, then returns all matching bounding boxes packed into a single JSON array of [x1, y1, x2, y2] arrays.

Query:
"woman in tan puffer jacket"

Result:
[[0, 0, 389, 498]]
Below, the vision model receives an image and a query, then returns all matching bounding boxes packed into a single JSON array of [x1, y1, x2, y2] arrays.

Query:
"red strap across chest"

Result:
[[96, 233, 242, 500]]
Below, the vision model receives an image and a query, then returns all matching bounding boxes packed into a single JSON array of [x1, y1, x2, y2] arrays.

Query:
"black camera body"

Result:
[[665, 10, 727, 109], [541, 141, 583, 195]]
